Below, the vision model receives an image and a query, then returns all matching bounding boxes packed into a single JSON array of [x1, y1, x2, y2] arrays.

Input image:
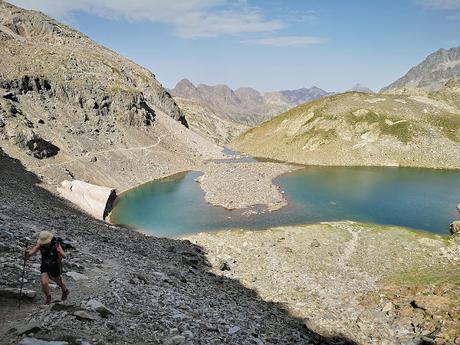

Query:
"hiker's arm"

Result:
[[25, 244, 39, 259], [56, 243, 65, 259]]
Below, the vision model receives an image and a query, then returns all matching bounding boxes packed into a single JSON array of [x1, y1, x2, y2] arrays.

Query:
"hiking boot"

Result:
[[61, 289, 69, 301], [45, 295, 52, 305]]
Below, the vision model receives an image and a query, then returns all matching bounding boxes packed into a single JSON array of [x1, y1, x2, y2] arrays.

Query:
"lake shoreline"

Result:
[[110, 163, 460, 236]]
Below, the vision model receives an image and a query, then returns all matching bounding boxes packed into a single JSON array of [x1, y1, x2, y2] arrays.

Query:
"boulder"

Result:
[[228, 326, 241, 335], [16, 322, 41, 336], [25, 136, 60, 159], [57, 180, 117, 220], [2, 91, 18, 102], [19, 338, 68, 345], [449, 221, 460, 235], [73, 310, 96, 321], [0, 287, 36, 299], [219, 261, 231, 271], [310, 239, 321, 248], [65, 271, 88, 281], [84, 299, 113, 318], [165, 335, 186, 345], [51, 302, 77, 312]]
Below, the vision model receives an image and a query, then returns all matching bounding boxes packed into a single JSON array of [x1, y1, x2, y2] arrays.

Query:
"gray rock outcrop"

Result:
[[449, 221, 460, 235], [0, 0, 186, 126]]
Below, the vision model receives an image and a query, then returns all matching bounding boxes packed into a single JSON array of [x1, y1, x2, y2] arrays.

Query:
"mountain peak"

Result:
[[381, 46, 460, 93], [172, 79, 202, 100], [175, 78, 195, 88], [347, 83, 374, 93]]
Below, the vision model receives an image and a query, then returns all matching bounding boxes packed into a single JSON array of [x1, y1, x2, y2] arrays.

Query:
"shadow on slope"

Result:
[[0, 148, 356, 345]]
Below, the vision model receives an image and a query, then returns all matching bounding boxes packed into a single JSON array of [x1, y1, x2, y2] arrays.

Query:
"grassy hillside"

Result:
[[231, 91, 460, 169]]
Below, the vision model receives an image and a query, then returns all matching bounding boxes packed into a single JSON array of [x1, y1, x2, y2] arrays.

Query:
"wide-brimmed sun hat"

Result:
[[37, 230, 53, 245]]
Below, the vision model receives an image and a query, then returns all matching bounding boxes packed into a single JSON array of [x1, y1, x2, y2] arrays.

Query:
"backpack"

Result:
[[55, 236, 75, 251]]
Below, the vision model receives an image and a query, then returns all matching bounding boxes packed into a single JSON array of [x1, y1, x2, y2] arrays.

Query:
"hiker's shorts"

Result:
[[40, 261, 61, 278]]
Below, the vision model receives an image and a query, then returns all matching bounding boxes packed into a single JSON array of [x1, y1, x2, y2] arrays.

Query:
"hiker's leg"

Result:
[[51, 276, 69, 301], [41, 273, 50, 299], [51, 275, 67, 292]]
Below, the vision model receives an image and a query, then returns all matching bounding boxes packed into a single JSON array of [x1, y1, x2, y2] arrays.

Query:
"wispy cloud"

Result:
[[415, 0, 460, 9], [415, 0, 460, 21], [9, 0, 285, 38], [243, 35, 326, 47]]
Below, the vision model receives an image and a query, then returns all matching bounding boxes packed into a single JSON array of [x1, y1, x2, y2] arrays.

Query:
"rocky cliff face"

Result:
[[0, 0, 224, 191], [231, 91, 460, 169], [381, 46, 460, 93], [171, 79, 330, 143], [0, 1, 186, 125]]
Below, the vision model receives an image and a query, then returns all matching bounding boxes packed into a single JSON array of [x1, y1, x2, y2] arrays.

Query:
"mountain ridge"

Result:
[[0, 0, 224, 191], [171, 78, 331, 143], [381, 46, 460, 93]]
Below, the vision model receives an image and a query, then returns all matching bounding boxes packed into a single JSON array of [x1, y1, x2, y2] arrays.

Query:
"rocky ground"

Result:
[[198, 162, 296, 213], [0, 149, 358, 345], [187, 222, 460, 345]]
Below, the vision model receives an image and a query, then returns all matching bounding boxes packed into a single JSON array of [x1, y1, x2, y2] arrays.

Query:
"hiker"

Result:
[[25, 230, 69, 304]]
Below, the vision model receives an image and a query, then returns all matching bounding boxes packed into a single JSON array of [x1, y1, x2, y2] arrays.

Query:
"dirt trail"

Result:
[[36, 135, 165, 172]]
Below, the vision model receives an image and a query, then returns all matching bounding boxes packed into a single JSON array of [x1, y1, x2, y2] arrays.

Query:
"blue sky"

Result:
[[10, 0, 460, 92]]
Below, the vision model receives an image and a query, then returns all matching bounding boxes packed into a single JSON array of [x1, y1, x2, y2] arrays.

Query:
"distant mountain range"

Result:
[[231, 46, 460, 170], [172, 79, 331, 125], [173, 45, 460, 144], [381, 46, 460, 93], [347, 83, 374, 93], [279, 87, 334, 105], [171, 79, 332, 143]]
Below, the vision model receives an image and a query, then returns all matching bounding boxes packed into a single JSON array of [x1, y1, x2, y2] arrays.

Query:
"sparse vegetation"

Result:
[[232, 92, 460, 169], [429, 113, 460, 142]]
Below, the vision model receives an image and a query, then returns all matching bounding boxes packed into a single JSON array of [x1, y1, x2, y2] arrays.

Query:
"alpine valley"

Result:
[[0, 2, 459, 345]]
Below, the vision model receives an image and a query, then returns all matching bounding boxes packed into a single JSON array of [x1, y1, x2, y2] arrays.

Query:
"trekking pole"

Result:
[[19, 240, 29, 309]]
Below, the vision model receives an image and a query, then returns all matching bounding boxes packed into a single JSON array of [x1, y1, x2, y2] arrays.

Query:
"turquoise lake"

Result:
[[110, 166, 460, 237]]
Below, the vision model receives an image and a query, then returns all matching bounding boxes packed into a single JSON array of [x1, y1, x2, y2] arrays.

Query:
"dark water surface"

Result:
[[110, 166, 460, 237]]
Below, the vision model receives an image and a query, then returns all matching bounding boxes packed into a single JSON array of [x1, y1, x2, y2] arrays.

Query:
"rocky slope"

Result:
[[231, 91, 460, 169], [187, 222, 460, 345], [173, 96, 248, 145], [171, 79, 330, 143], [381, 46, 460, 93], [0, 0, 224, 191], [0, 149, 356, 345], [426, 76, 460, 111]]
